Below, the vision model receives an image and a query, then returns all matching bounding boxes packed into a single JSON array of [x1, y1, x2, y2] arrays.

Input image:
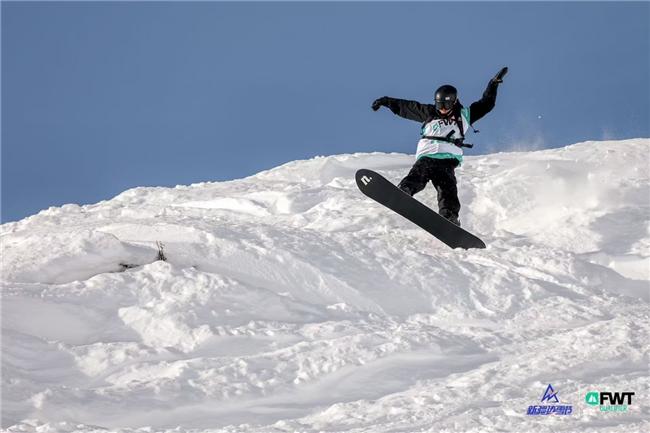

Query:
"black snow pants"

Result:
[[397, 157, 461, 220]]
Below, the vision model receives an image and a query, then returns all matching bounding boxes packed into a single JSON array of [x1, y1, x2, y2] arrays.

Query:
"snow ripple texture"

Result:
[[2, 139, 649, 433]]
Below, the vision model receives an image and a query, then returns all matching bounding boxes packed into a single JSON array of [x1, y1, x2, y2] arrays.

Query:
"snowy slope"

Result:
[[1, 139, 649, 433]]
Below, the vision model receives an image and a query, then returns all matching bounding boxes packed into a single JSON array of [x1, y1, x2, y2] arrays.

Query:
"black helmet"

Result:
[[434, 85, 457, 112]]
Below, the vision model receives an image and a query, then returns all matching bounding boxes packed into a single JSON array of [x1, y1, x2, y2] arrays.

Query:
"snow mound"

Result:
[[2, 139, 649, 433]]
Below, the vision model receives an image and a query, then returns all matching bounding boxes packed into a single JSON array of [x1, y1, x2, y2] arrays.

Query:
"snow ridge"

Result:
[[2, 139, 649, 432]]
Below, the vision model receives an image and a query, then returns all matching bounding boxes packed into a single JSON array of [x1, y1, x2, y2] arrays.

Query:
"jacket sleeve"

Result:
[[383, 97, 435, 123], [469, 80, 499, 125]]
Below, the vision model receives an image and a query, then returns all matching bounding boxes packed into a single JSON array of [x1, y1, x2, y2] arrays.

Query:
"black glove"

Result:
[[372, 96, 389, 111], [492, 67, 508, 84]]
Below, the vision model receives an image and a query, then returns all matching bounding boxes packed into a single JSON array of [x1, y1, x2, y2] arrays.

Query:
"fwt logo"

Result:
[[526, 384, 573, 416], [585, 391, 634, 412]]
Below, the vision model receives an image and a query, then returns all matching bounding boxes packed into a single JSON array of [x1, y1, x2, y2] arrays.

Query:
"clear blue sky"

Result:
[[2, 1, 649, 223]]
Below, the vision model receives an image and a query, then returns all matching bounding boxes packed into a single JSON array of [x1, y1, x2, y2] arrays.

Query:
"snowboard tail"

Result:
[[355, 169, 486, 250]]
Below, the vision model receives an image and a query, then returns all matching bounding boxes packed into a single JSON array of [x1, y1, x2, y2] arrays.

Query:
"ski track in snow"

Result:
[[1, 139, 649, 432]]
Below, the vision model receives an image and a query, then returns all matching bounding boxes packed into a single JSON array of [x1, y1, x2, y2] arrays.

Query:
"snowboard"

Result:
[[355, 169, 486, 250]]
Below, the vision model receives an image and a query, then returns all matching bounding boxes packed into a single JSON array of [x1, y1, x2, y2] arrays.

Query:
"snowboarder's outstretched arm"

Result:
[[469, 67, 508, 125], [371, 96, 435, 122]]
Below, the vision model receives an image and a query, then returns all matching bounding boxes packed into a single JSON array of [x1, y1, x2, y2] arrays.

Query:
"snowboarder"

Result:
[[371, 67, 508, 226]]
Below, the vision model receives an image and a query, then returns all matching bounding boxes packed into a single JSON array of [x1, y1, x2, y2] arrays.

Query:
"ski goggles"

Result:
[[435, 98, 456, 111]]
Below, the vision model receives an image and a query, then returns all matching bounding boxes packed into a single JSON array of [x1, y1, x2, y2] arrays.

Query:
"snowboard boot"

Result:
[[446, 215, 461, 227], [440, 209, 461, 227], [399, 185, 415, 196]]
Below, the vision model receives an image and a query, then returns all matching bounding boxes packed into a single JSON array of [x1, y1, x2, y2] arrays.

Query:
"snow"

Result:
[[1, 138, 649, 432]]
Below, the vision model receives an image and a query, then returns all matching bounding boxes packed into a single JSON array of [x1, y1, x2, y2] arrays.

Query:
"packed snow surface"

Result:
[[2, 139, 649, 432]]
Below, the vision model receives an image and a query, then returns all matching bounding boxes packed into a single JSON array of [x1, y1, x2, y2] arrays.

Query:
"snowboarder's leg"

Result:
[[431, 159, 461, 226], [398, 159, 430, 196]]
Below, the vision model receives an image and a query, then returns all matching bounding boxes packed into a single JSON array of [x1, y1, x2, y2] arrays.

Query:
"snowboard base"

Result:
[[355, 169, 486, 249]]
